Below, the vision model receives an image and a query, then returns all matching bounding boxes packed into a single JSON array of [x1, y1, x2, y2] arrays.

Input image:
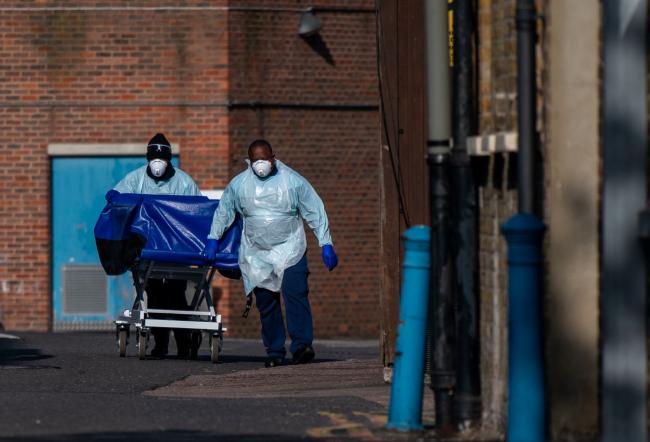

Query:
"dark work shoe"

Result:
[[174, 331, 191, 359], [189, 333, 202, 360], [150, 346, 168, 359], [292, 345, 315, 364], [177, 345, 190, 359], [264, 356, 284, 368], [151, 330, 170, 359]]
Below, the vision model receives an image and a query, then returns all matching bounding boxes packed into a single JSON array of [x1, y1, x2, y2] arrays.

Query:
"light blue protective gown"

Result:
[[113, 165, 201, 196], [208, 160, 332, 295]]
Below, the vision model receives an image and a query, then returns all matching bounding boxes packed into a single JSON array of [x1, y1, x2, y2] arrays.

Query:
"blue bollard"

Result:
[[387, 225, 431, 431], [501, 213, 546, 442]]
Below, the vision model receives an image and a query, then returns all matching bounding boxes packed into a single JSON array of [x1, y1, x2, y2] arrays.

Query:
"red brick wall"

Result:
[[0, 1, 230, 330], [0, 0, 381, 338], [223, 1, 380, 338], [0, 107, 51, 330]]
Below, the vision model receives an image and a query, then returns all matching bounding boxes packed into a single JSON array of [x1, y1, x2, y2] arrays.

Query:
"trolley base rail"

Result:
[[114, 259, 226, 363]]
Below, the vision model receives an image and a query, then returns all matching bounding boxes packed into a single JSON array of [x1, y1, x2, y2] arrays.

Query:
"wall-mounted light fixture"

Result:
[[298, 9, 322, 36]]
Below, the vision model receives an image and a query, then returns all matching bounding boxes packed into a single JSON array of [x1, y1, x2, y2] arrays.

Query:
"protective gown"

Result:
[[208, 160, 332, 295], [113, 165, 201, 196]]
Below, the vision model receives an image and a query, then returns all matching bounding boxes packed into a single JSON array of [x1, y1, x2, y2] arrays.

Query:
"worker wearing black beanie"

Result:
[[107, 133, 203, 358], [146, 133, 172, 160]]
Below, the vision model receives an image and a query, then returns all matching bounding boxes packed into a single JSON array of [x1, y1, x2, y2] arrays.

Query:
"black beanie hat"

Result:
[[146, 133, 172, 161]]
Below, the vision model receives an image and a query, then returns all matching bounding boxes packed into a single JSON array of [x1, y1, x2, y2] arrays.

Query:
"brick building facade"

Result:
[[0, 0, 380, 340], [475, 0, 522, 433]]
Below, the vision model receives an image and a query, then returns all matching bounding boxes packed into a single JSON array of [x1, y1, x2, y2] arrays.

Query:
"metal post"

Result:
[[602, 1, 648, 441], [450, 0, 481, 426], [387, 226, 431, 431], [516, 0, 536, 214], [501, 214, 546, 442], [424, 0, 455, 431]]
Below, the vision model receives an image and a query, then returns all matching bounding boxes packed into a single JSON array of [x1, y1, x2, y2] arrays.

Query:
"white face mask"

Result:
[[252, 160, 273, 178], [149, 159, 168, 178]]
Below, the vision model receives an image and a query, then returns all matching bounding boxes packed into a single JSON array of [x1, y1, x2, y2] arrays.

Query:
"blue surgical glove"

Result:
[[202, 239, 219, 262], [321, 244, 338, 271], [105, 189, 120, 203]]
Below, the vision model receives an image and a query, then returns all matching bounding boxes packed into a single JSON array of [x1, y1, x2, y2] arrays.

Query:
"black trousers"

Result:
[[145, 278, 190, 352]]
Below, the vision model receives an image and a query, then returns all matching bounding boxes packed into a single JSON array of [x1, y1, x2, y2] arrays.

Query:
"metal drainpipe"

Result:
[[516, 0, 536, 214], [424, 0, 455, 431], [450, 0, 481, 427]]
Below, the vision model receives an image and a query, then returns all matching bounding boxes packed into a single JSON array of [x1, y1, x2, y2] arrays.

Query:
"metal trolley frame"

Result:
[[114, 259, 226, 362]]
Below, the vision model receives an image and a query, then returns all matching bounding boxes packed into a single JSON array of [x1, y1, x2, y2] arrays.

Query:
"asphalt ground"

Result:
[[0, 332, 393, 441], [0, 332, 502, 441]]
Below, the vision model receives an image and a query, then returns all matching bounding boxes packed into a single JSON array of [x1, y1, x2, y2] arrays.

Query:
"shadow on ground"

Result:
[[0, 431, 315, 442], [217, 354, 338, 365], [0, 337, 54, 368]]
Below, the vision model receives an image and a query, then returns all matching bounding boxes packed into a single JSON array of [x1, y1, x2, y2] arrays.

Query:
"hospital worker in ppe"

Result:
[[203, 139, 338, 368], [107, 133, 201, 358]]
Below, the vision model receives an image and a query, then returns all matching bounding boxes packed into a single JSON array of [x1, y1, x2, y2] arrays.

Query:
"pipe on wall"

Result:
[[424, 0, 455, 431], [449, 0, 481, 427]]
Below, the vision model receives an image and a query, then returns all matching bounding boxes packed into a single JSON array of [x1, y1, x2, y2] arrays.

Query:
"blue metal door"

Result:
[[52, 157, 178, 330]]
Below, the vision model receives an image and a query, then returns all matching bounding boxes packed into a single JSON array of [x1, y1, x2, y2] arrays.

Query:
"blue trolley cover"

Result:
[[94, 193, 241, 275]]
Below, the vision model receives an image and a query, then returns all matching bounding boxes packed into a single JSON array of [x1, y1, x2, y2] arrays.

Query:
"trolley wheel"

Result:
[[138, 331, 148, 360], [190, 332, 202, 360], [210, 333, 222, 364], [118, 329, 128, 357]]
